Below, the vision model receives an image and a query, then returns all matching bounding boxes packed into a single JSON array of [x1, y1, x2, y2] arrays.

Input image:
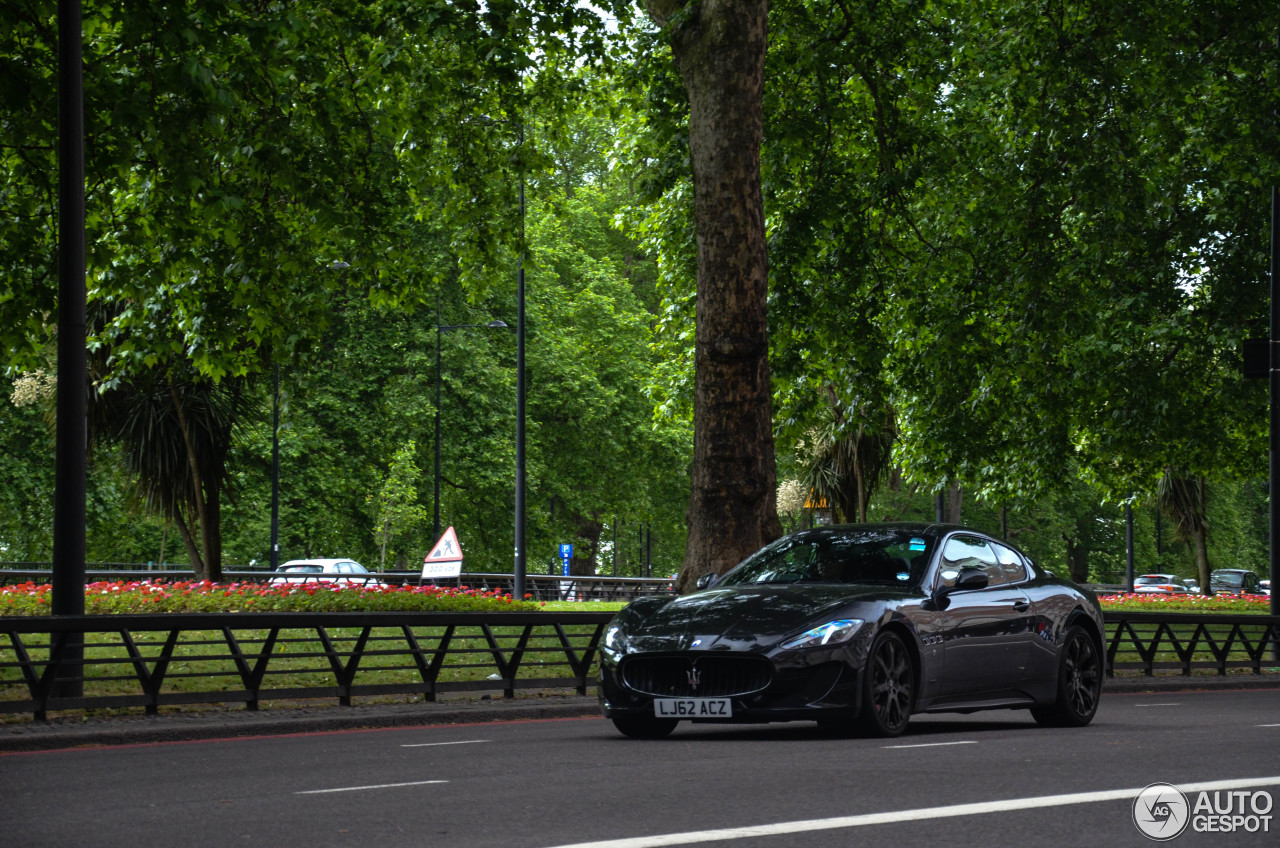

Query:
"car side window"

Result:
[[991, 543, 1029, 585], [938, 535, 1002, 588]]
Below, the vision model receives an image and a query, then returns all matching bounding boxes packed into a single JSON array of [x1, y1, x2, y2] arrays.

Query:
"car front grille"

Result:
[[620, 655, 772, 698]]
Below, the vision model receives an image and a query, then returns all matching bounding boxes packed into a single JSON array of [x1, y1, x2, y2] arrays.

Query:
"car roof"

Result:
[[279, 558, 357, 568]]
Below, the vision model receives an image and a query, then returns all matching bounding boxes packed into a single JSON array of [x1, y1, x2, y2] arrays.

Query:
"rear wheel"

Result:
[[611, 713, 678, 739], [857, 630, 914, 737], [1032, 625, 1102, 727]]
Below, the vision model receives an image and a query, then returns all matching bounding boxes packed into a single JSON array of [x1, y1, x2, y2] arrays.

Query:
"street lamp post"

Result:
[[270, 363, 280, 571], [514, 123, 528, 603], [433, 308, 509, 542]]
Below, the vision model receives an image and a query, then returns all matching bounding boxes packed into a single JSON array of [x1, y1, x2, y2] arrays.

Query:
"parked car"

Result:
[[269, 559, 384, 587], [1209, 569, 1262, 595], [598, 522, 1105, 739], [1132, 574, 1184, 594], [1181, 579, 1201, 595]]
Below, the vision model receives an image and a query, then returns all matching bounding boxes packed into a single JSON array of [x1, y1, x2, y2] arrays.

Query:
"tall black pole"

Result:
[[513, 150, 527, 602], [433, 304, 443, 542], [1270, 182, 1279, 631], [1125, 503, 1135, 592], [52, 0, 87, 696], [270, 364, 280, 570]]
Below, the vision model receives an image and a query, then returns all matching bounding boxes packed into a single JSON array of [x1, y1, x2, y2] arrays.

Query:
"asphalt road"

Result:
[[2, 688, 1278, 848]]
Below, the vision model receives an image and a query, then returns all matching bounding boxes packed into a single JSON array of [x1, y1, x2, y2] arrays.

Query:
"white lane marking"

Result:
[[1134, 703, 1181, 707], [296, 780, 447, 795], [883, 740, 977, 749], [538, 776, 1280, 848], [1260, 724, 1280, 727], [401, 739, 491, 748]]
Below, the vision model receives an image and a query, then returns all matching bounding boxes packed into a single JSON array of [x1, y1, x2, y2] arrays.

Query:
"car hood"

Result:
[[623, 584, 914, 653]]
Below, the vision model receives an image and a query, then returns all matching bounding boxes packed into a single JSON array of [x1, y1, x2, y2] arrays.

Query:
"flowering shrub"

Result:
[[0, 579, 543, 616], [1097, 592, 1273, 614]]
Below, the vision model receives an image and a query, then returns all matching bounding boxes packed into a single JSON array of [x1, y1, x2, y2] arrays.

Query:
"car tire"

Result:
[[857, 630, 914, 737], [611, 714, 678, 739], [1031, 624, 1102, 728]]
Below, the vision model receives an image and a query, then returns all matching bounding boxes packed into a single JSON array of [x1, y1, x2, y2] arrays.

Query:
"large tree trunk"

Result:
[[647, 0, 782, 593], [1158, 471, 1211, 596], [570, 513, 603, 577], [1064, 535, 1090, 585]]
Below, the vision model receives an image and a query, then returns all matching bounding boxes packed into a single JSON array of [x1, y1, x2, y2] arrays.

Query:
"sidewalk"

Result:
[[1, 673, 1275, 753]]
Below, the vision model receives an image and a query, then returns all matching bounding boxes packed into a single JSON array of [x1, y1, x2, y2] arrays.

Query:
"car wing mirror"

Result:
[[696, 573, 721, 590], [933, 567, 989, 604]]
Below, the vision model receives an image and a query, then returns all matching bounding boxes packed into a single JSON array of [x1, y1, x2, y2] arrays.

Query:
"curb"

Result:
[[2, 675, 1275, 754], [0, 694, 603, 754]]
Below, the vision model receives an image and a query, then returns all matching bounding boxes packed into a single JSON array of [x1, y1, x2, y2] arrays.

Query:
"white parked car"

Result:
[[269, 559, 384, 587], [1132, 573, 1183, 594]]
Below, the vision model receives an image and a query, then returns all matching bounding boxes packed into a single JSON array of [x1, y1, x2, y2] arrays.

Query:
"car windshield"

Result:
[[1212, 573, 1245, 587], [717, 529, 933, 588], [1135, 576, 1173, 585]]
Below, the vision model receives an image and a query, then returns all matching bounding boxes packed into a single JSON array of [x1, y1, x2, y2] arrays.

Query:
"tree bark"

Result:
[[1064, 535, 1090, 584], [647, 0, 781, 593], [569, 514, 603, 577], [168, 376, 222, 581]]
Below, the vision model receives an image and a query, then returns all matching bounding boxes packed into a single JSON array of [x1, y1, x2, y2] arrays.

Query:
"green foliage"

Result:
[[372, 441, 430, 571]]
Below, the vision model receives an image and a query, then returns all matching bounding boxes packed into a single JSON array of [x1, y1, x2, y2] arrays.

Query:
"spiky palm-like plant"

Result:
[[1156, 470, 1211, 596]]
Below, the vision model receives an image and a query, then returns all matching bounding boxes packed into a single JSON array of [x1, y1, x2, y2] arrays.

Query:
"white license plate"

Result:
[[654, 698, 732, 718]]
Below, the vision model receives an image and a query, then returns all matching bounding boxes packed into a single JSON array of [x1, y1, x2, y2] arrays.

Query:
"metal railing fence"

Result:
[[1104, 611, 1280, 677], [0, 611, 613, 721], [0, 609, 1275, 721]]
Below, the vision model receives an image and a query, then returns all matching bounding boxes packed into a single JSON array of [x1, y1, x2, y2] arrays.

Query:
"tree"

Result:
[[372, 441, 429, 571], [1157, 472, 1212, 595], [89, 366, 252, 581], [643, 0, 781, 592]]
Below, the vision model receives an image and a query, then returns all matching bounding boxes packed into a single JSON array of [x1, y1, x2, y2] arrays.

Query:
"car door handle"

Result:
[[1012, 600, 1030, 612]]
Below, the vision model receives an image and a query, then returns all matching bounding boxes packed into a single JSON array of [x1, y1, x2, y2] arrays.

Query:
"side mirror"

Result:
[[934, 567, 989, 603], [695, 573, 721, 590]]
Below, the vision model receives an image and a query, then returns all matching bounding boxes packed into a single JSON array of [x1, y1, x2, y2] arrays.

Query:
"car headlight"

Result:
[[780, 619, 865, 650], [601, 624, 629, 660]]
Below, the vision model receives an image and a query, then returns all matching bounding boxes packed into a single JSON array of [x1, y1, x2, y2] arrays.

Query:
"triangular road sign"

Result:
[[425, 526, 463, 563], [422, 526, 464, 580]]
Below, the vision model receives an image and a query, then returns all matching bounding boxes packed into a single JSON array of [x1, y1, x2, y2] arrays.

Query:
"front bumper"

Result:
[[598, 654, 864, 724]]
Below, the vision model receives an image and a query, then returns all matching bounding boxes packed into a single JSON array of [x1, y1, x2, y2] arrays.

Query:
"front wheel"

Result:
[[611, 713, 678, 739], [857, 630, 914, 737], [1032, 625, 1102, 728]]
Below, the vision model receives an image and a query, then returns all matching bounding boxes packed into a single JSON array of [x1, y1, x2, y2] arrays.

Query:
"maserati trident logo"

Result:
[[686, 666, 702, 692]]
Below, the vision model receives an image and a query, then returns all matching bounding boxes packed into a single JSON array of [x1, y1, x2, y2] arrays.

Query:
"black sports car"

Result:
[[598, 523, 1105, 738]]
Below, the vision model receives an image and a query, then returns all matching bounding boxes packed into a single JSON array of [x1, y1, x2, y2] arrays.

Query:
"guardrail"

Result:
[[1104, 611, 1280, 677], [0, 609, 1275, 721], [0, 568, 675, 601], [0, 611, 614, 721]]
